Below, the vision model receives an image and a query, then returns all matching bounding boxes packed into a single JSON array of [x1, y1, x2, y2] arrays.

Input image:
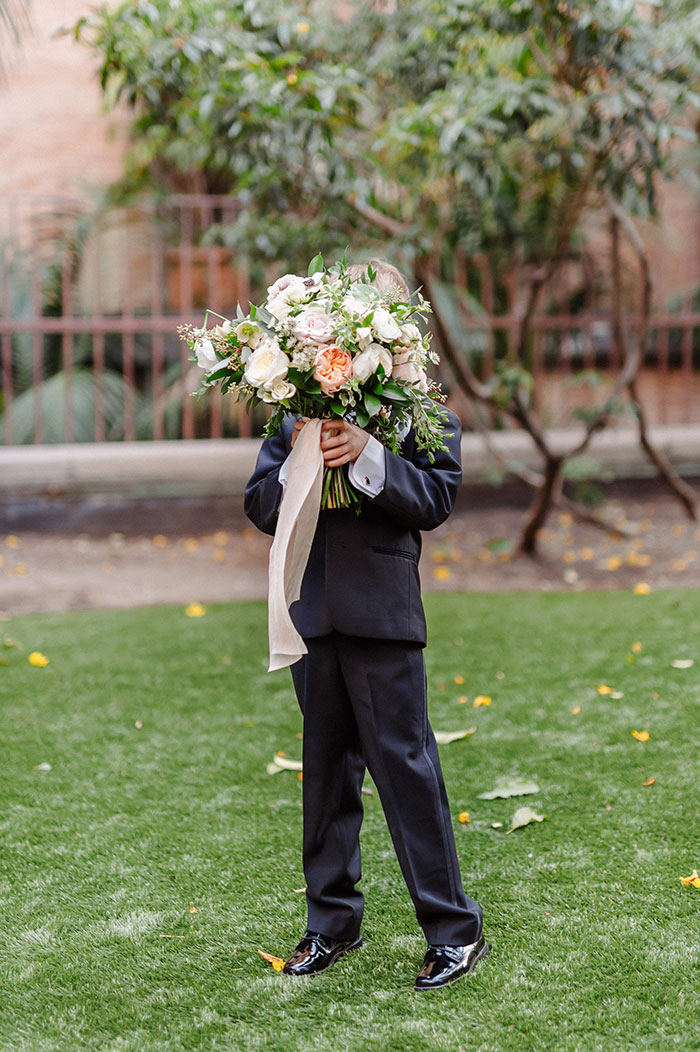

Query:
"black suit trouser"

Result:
[[290, 632, 483, 946]]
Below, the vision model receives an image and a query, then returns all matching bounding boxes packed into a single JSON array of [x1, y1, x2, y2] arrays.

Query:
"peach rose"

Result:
[[313, 345, 353, 394]]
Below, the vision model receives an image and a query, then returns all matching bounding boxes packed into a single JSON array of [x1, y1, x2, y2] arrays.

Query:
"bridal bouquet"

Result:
[[178, 254, 449, 509]]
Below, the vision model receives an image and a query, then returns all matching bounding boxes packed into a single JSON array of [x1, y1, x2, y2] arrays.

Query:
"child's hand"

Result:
[[320, 420, 370, 467]]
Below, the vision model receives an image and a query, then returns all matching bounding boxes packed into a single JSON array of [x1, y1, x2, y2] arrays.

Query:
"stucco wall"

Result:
[[0, 0, 127, 199]]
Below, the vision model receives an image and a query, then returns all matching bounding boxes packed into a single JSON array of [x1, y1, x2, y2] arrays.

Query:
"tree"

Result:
[[75, 0, 700, 548]]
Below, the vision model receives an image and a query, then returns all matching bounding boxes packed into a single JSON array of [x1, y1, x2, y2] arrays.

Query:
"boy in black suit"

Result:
[[244, 262, 488, 990]]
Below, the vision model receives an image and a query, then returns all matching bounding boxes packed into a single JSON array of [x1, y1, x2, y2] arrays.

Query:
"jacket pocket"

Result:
[[371, 545, 417, 563]]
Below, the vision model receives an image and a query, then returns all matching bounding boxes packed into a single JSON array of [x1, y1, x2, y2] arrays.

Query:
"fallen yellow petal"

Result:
[[679, 869, 700, 888], [571, 705, 581, 715], [258, 949, 286, 971], [28, 651, 49, 667], [597, 684, 614, 696], [457, 696, 469, 705], [185, 602, 206, 618], [189, 907, 197, 914], [632, 642, 643, 654], [473, 695, 492, 707], [457, 811, 471, 824], [642, 777, 655, 786], [453, 675, 465, 685], [633, 582, 651, 595], [632, 730, 650, 742], [297, 771, 303, 781]]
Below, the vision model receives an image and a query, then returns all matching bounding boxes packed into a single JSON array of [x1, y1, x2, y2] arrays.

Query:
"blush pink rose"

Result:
[[313, 345, 353, 394]]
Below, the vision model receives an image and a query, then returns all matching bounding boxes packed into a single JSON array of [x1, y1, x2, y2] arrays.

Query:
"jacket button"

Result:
[[364, 477, 370, 485]]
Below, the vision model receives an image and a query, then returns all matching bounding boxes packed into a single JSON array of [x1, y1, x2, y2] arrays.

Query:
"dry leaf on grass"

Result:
[[507, 806, 546, 834], [257, 949, 286, 971], [478, 779, 540, 800], [433, 728, 476, 745], [266, 755, 304, 775]]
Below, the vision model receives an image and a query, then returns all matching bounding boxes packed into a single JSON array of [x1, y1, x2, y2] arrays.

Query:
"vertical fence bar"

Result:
[[179, 202, 195, 439], [30, 232, 44, 444], [0, 242, 12, 444], [61, 244, 74, 443], [121, 213, 136, 441], [151, 203, 165, 441], [93, 220, 105, 442], [657, 323, 669, 425], [681, 295, 693, 425]]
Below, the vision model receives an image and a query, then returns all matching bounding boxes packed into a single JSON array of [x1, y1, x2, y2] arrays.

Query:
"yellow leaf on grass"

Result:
[[473, 695, 491, 708], [185, 603, 206, 618], [642, 777, 655, 786], [679, 870, 700, 888], [633, 582, 651, 595], [632, 730, 650, 741], [597, 685, 614, 696], [453, 675, 465, 685], [257, 949, 286, 971], [457, 811, 471, 824], [28, 652, 49, 667], [457, 696, 469, 705], [189, 907, 198, 914], [571, 706, 581, 715], [632, 642, 643, 654]]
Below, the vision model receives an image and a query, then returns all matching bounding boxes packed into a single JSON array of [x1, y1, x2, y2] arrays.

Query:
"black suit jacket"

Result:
[[244, 410, 462, 644]]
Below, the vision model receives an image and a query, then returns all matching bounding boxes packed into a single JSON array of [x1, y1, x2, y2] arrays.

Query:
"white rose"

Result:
[[392, 349, 429, 392], [371, 307, 402, 343], [399, 323, 422, 345], [244, 337, 289, 388], [262, 378, 296, 403], [194, 337, 218, 370], [291, 306, 337, 346], [352, 342, 393, 383], [344, 294, 372, 318]]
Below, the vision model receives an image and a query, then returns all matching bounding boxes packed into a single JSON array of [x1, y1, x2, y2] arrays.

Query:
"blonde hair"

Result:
[[347, 258, 410, 302]]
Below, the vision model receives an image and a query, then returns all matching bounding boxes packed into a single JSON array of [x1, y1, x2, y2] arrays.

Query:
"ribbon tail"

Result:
[[267, 419, 324, 671]]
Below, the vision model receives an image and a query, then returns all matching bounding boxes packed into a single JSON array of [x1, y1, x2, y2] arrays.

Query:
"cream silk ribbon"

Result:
[[267, 418, 324, 671]]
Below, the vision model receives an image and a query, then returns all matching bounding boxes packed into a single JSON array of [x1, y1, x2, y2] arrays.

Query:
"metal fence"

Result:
[[2, 194, 700, 445]]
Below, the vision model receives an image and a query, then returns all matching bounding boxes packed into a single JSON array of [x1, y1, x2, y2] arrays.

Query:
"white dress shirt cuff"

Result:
[[278, 435, 386, 497], [348, 435, 386, 497]]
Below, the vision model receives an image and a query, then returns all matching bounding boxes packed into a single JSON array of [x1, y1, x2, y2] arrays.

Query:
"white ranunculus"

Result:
[[371, 307, 402, 343], [266, 272, 300, 300], [266, 277, 309, 320], [262, 378, 296, 403], [352, 342, 393, 383], [291, 306, 337, 346], [399, 322, 422, 345], [195, 337, 218, 370], [392, 348, 429, 392], [244, 337, 289, 388]]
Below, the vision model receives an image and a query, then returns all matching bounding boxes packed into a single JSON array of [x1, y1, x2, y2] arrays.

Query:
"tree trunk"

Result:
[[518, 453, 563, 554]]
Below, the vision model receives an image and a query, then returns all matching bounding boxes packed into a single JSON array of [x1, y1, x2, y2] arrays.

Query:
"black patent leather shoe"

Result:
[[414, 936, 490, 990], [283, 930, 363, 976]]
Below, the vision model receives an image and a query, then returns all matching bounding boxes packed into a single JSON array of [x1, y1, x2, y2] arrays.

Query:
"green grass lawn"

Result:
[[1, 590, 699, 1052]]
